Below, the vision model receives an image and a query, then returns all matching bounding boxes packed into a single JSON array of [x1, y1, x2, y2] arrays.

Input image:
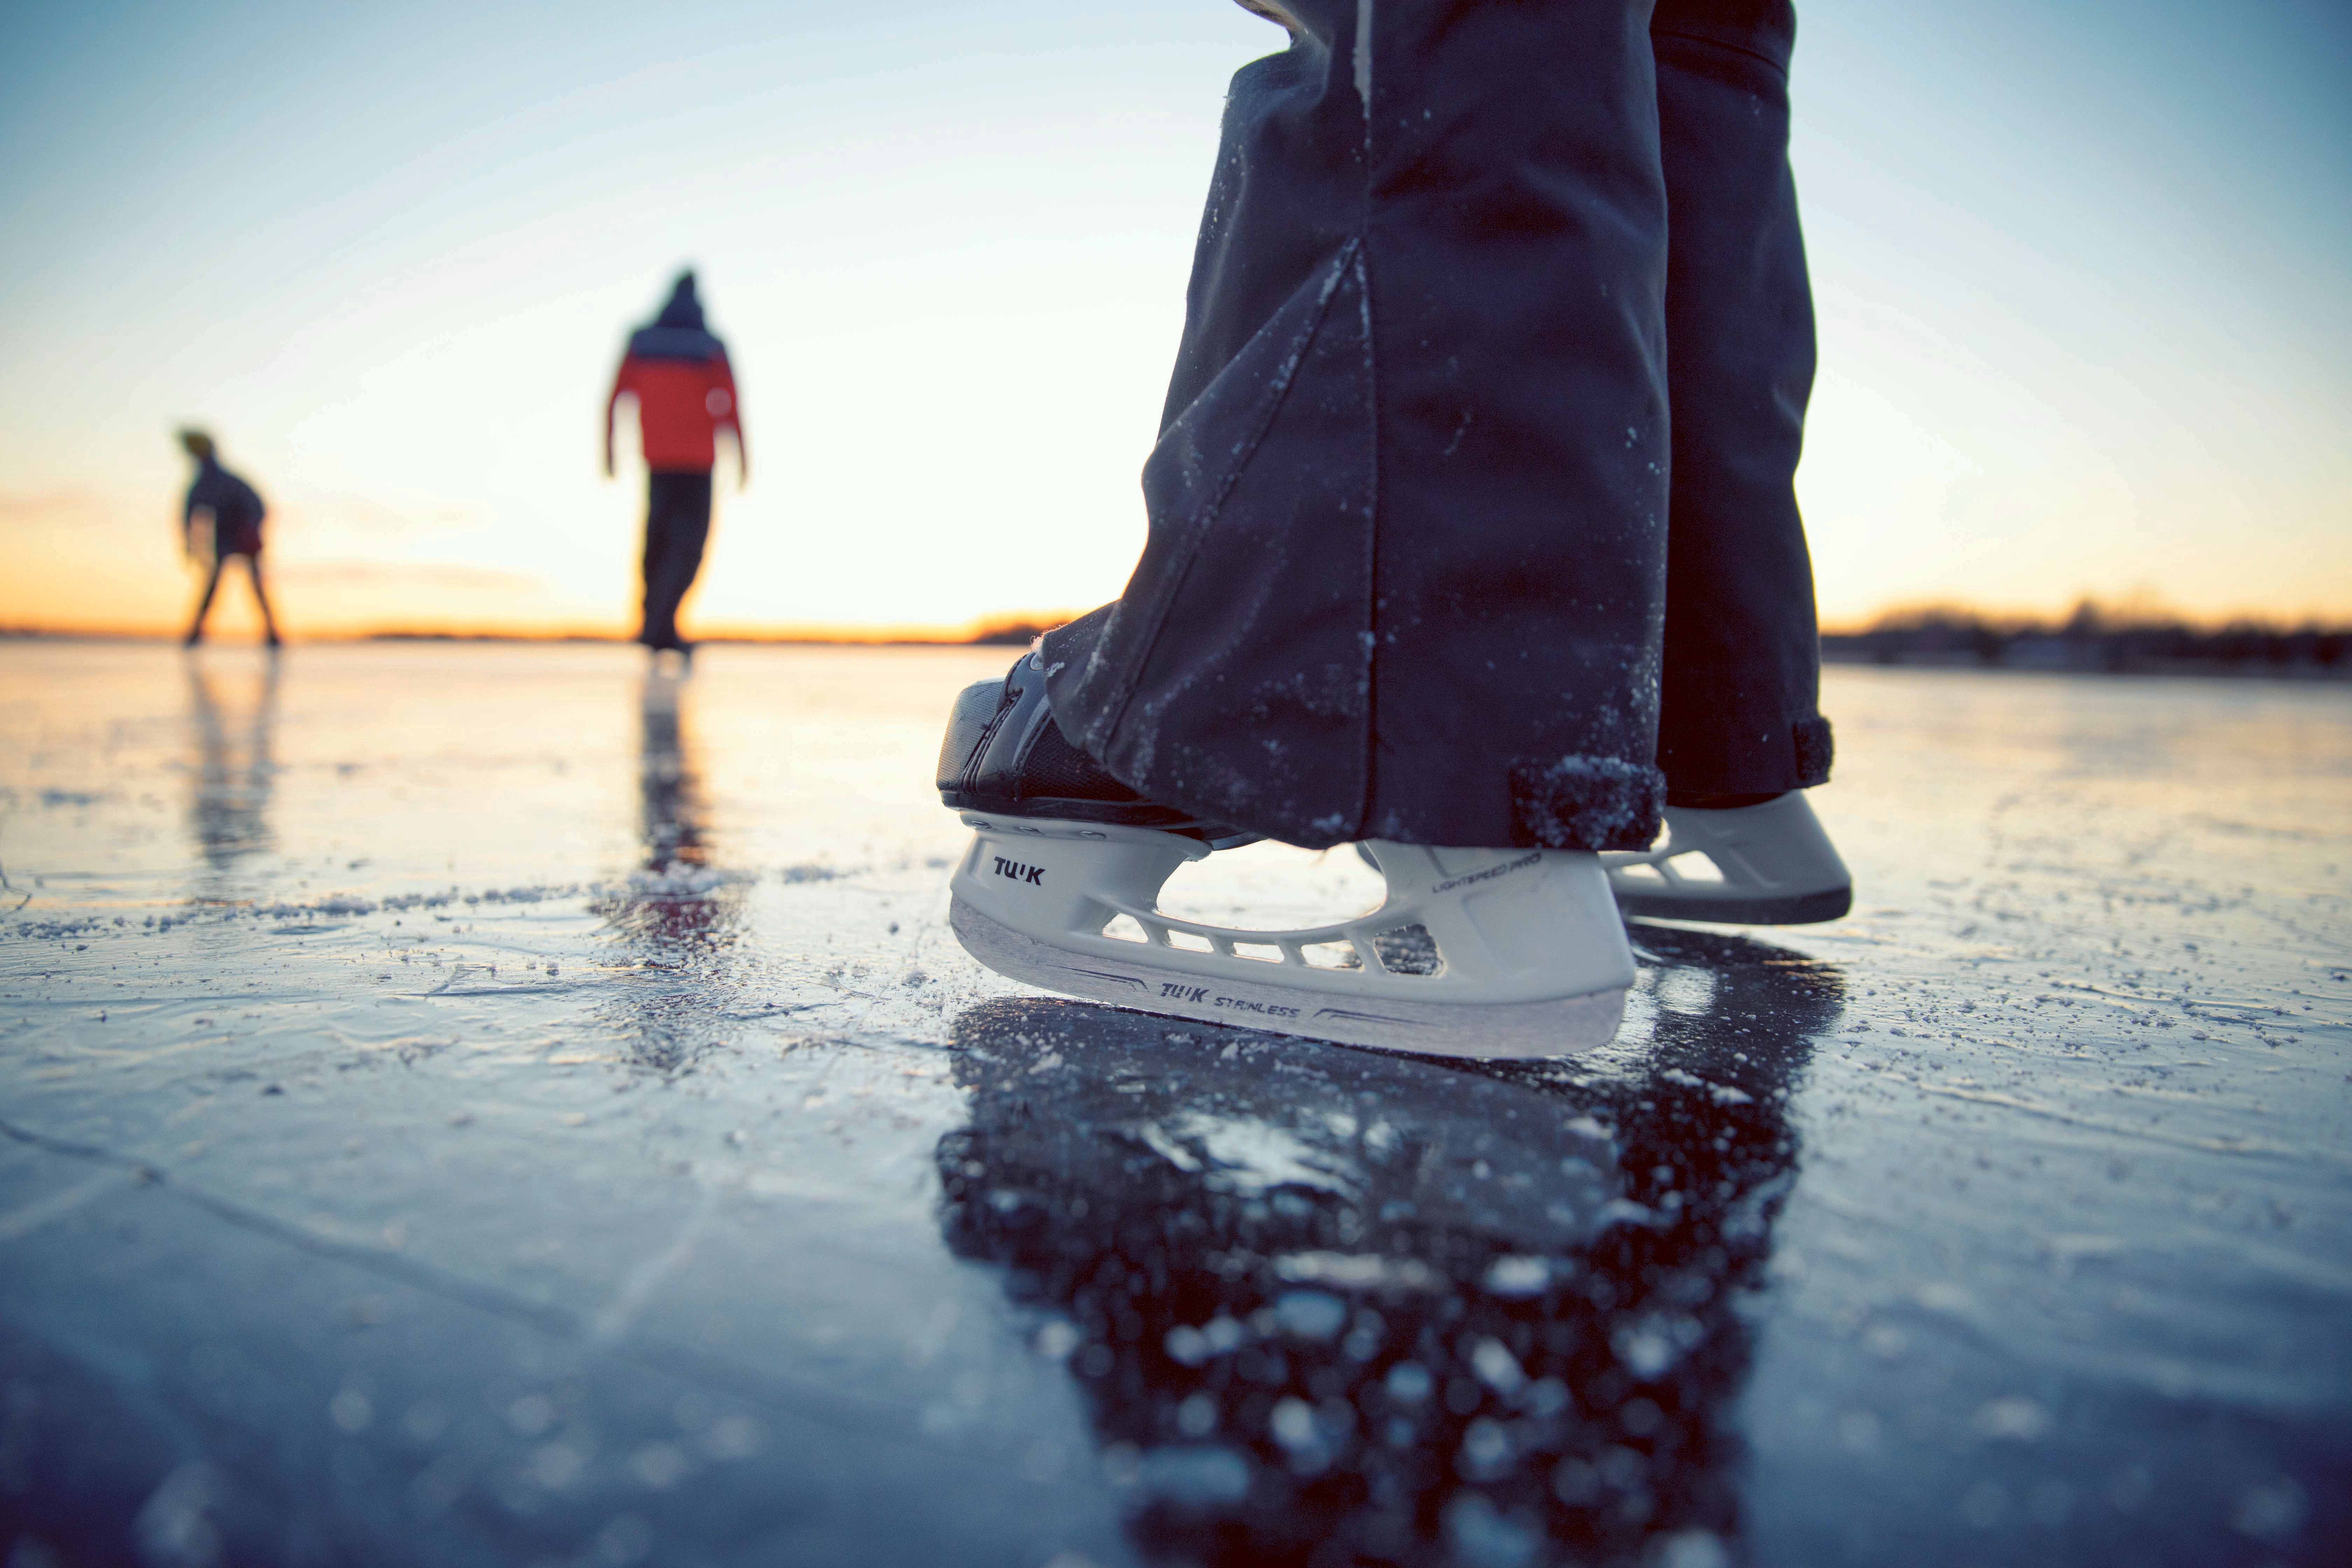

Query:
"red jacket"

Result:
[[606, 335, 745, 475]]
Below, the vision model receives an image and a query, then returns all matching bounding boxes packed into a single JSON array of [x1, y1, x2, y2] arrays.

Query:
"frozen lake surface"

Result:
[[2, 641, 2346, 1567]]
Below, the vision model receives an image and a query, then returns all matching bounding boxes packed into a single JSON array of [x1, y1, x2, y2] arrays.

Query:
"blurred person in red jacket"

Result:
[[604, 271, 747, 662]]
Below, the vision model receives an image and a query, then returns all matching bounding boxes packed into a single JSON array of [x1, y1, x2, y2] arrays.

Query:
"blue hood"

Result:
[[628, 271, 725, 362]]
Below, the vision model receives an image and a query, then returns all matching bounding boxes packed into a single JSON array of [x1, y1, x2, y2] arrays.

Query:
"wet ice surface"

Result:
[[1, 642, 2346, 1568]]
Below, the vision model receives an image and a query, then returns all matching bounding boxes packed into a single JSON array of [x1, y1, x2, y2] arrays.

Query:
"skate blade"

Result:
[[1605, 793, 1853, 926], [1612, 883, 1853, 926], [951, 896, 1626, 1060]]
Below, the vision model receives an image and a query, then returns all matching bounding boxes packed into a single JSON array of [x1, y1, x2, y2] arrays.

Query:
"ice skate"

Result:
[[937, 652, 1635, 1058], [1604, 791, 1851, 924]]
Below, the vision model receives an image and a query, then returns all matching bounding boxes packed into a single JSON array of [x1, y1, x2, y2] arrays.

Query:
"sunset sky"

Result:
[[3, 0, 2347, 639]]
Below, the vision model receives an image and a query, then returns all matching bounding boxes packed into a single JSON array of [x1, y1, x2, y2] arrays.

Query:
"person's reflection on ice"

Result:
[[184, 657, 280, 870], [637, 671, 709, 877], [937, 929, 1842, 1567], [593, 671, 741, 1074]]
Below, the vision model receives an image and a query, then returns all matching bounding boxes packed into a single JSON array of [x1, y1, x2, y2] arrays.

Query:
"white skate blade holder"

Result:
[[1604, 792, 1851, 925], [949, 813, 1634, 1059]]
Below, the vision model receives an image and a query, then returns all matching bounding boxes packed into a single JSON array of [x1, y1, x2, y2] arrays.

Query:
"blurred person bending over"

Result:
[[178, 429, 281, 649], [604, 271, 748, 662]]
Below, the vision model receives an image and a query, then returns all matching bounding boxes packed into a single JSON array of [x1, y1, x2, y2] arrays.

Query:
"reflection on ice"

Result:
[[634, 671, 708, 877], [940, 929, 1842, 1566], [184, 656, 280, 873], [592, 672, 744, 1075], [3, 646, 2347, 1565]]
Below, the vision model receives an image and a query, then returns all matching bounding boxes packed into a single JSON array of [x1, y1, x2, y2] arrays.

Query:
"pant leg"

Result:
[[1043, 0, 1674, 851], [187, 558, 226, 638], [639, 477, 667, 647], [1651, 0, 1833, 797], [239, 553, 282, 643], [639, 471, 712, 650]]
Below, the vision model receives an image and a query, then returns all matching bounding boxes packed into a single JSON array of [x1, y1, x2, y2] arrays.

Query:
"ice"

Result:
[[1, 643, 2348, 1564], [1482, 1255, 1554, 1298], [1270, 1289, 1348, 1342]]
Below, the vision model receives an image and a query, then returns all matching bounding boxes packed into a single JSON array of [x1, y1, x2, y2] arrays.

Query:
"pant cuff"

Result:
[[1508, 757, 1667, 852], [1793, 715, 1834, 786]]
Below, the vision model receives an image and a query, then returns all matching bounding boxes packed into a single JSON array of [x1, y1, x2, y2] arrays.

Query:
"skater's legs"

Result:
[[638, 471, 712, 651], [1651, 0, 1832, 799], [1043, 0, 1675, 853], [184, 558, 226, 645], [638, 481, 665, 647], [239, 554, 284, 646], [933, 1, 1849, 1047]]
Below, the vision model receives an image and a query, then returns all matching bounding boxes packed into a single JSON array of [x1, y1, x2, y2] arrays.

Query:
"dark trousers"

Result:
[[187, 550, 280, 644], [1042, 0, 1831, 851], [640, 470, 712, 651]]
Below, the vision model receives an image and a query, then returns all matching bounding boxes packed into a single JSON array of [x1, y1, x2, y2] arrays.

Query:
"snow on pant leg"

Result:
[[1042, 0, 1674, 852], [639, 470, 713, 650], [1651, 0, 1832, 798]]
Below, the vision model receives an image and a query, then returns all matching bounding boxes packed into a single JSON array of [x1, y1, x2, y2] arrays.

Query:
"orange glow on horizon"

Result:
[[0, 602, 1088, 647]]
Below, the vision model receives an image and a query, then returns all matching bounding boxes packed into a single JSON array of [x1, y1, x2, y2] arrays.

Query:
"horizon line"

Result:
[[8, 593, 2352, 647], [0, 612, 1086, 648]]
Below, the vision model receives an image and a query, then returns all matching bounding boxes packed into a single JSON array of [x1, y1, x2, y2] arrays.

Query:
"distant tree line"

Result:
[[1822, 601, 2350, 678]]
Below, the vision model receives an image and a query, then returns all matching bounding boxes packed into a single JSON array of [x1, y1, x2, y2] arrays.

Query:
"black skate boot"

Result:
[[936, 649, 1255, 847]]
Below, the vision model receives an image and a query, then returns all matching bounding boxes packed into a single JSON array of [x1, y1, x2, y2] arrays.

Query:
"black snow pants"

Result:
[[1041, 0, 1832, 852], [640, 470, 712, 651]]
